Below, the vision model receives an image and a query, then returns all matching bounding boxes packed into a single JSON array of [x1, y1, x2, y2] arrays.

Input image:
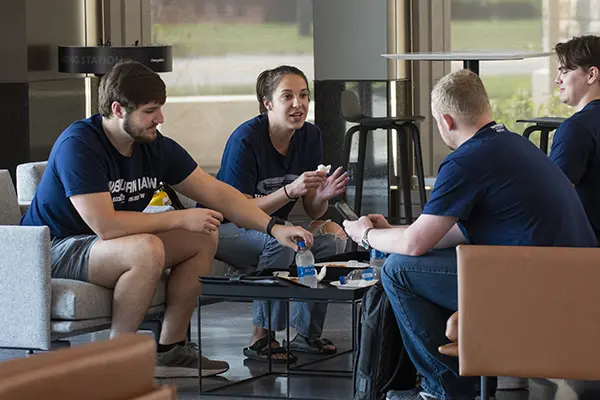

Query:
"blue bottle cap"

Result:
[[340, 276, 346, 285], [297, 240, 306, 249]]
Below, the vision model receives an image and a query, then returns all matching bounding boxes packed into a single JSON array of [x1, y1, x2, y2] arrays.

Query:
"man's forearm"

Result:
[[368, 223, 465, 255], [206, 181, 271, 233], [368, 227, 412, 255], [251, 187, 293, 216], [173, 167, 272, 233]]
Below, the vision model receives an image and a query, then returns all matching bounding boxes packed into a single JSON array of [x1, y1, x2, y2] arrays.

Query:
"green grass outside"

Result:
[[167, 82, 316, 97], [152, 19, 542, 58], [167, 84, 256, 97], [482, 74, 532, 99], [156, 19, 546, 124], [451, 19, 543, 51], [152, 23, 313, 57]]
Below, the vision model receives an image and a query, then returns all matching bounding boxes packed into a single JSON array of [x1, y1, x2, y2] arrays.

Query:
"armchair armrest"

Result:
[[457, 245, 600, 381], [0, 226, 51, 350]]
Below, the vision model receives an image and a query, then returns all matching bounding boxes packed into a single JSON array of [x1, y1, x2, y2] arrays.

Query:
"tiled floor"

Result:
[[1, 302, 599, 399]]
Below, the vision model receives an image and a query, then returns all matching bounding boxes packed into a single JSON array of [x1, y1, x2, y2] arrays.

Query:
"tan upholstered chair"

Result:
[[0, 334, 175, 399], [457, 244, 600, 399]]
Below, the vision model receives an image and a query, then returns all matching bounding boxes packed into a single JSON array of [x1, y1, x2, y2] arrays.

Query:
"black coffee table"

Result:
[[196, 277, 371, 399]]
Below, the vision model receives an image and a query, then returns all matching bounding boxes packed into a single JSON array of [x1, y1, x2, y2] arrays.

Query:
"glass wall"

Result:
[[450, 0, 600, 143], [149, 0, 600, 170], [150, 0, 315, 172]]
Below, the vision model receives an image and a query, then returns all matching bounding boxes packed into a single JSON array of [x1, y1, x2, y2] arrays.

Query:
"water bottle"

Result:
[[339, 267, 380, 285], [362, 267, 375, 281], [295, 241, 317, 288], [340, 269, 363, 285], [370, 249, 387, 270]]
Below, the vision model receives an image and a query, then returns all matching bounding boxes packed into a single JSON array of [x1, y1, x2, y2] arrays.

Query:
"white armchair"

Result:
[[0, 165, 166, 351]]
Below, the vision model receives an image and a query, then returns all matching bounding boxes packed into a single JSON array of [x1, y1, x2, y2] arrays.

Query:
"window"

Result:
[[449, 0, 600, 143], [150, 0, 315, 173]]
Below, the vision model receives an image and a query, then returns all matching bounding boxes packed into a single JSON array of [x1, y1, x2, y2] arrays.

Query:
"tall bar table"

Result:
[[382, 51, 553, 75]]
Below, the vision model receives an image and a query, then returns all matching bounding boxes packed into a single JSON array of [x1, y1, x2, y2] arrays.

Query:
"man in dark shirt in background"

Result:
[[551, 35, 600, 245]]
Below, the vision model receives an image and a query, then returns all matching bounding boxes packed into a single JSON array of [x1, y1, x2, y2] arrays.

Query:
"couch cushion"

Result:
[[51, 278, 167, 320], [16, 161, 47, 204], [51, 259, 233, 320]]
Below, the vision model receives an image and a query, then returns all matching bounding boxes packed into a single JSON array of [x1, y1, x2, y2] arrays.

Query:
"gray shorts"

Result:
[[50, 234, 100, 282]]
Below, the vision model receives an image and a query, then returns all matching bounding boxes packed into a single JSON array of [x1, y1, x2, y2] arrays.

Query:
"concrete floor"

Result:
[[1, 301, 599, 399]]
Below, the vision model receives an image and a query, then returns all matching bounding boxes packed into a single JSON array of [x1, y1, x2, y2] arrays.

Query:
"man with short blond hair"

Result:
[[431, 69, 491, 128], [343, 69, 596, 400]]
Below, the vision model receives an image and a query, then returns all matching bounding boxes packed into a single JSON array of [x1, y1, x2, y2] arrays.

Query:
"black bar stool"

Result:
[[516, 117, 566, 155], [341, 90, 427, 225]]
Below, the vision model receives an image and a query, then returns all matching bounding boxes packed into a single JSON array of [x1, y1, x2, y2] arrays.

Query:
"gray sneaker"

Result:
[[386, 388, 439, 400], [155, 342, 229, 378]]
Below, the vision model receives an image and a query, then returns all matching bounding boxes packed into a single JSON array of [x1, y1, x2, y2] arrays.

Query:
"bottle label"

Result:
[[298, 265, 316, 277], [363, 267, 374, 281], [370, 249, 387, 260]]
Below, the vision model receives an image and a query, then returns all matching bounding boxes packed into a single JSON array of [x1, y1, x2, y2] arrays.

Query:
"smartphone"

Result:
[[334, 201, 359, 221]]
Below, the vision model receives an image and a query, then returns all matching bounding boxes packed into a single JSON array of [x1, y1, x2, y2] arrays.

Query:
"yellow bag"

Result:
[[148, 190, 173, 207]]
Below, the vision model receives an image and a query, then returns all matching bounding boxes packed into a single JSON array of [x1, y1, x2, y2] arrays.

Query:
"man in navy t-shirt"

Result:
[[343, 70, 596, 400], [21, 60, 312, 379], [550, 35, 600, 244]]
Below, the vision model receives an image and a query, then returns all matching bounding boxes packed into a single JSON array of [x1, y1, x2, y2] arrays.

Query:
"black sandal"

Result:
[[243, 336, 297, 364], [285, 335, 337, 355]]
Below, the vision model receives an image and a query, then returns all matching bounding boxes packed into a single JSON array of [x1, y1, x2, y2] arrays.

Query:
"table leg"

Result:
[[397, 126, 413, 223], [540, 129, 550, 155], [197, 296, 203, 392], [463, 59, 479, 75], [410, 122, 428, 209], [351, 301, 356, 355], [480, 376, 489, 400], [354, 128, 368, 217], [268, 300, 272, 374], [352, 301, 358, 396], [286, 300, 291, 397]]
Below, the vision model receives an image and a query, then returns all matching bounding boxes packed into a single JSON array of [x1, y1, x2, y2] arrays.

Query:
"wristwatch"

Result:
[[361, 227, 374, 249], [266, 216, 286, 237]]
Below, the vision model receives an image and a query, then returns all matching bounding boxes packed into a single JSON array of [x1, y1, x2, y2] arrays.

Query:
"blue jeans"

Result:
[[216, 222, 346, 339], [381, 248, 478, 400]]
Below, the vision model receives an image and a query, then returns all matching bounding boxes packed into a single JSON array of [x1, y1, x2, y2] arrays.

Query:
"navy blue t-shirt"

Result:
[[215, 114, 323, 219], [21, 114, 197, 239], [423, 122, 596, 247], [550, 99, 600, 244]]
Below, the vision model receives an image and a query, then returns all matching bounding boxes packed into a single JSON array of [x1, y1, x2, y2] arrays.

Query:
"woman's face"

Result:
[[265, 74, 310, 131]]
